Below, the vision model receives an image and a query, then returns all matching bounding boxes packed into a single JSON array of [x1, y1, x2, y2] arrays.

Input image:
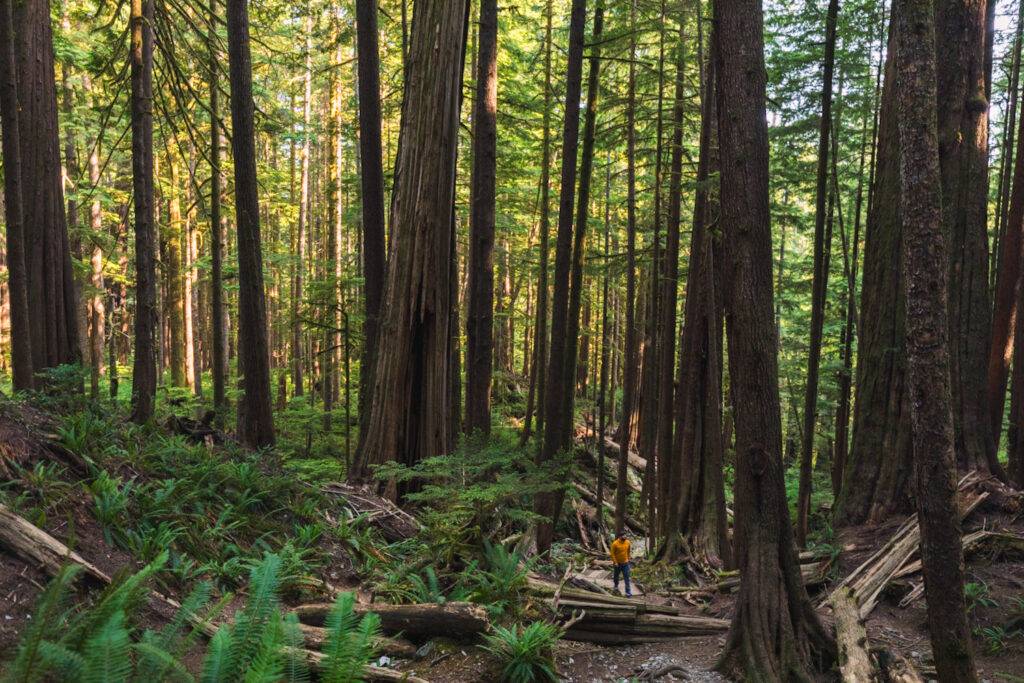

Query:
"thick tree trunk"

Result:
[[713, 0, 835, 673], [988, 9, 1024, 453], [615, 0, 640, 535], [226, 0, 275, 448], [654, 11, 686, 539], [209, 0, 227, 417], [13, 0, 80, 376], [0, 0, 34, 392], [894, 0, 979, 676], [355, 0, 387, 446], [349, 0, 467, 490], [796, 0, 839, 547], [561, 0, 604, 447], [291, 26, 312, 400], [465, 0, 498, 436], [534, 0, 588, 555], [520, 0, 554, 446], [935, 0, 1002, 478], [667, 26, 727, 567], [166, 160, 187, 388], [129, 0, 158, 422]]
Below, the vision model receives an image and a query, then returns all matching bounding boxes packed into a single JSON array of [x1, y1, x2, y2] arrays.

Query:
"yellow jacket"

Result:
[[610, 538, 630, 565]]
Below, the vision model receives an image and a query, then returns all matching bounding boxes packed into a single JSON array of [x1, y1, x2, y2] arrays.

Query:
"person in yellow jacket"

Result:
[[610, 531, 632, 597]]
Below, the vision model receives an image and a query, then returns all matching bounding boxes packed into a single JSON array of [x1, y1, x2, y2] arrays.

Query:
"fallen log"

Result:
[[572, 483, 646, 535], [578, 445, 642, 493], [297, 623, 418, 658], [0, 503, 111, 587], [562, 613, 729, 644], [822, 471, 988, 618], [715, 560, 831, 593], [831, 587, 874, 682], [302, 649, 429, 683], [294, 601, 489, 640], [527, 577, 678, 615], [601, 436, 648, 471], [321, 482, 422, 542]]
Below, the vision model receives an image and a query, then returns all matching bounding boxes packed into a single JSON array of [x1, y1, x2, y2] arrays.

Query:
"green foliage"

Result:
[[965, 580, 998, 612], [466, 542, 532, 618], [3, 553, 381, 683], [481, 622, 562, 683], [374, 430, 563, 562]]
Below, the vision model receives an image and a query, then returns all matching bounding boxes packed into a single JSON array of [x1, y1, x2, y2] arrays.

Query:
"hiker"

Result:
[[610, 531, 632, 597]]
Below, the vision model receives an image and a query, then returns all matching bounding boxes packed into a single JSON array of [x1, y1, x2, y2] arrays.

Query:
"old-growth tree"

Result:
[[226, 0, 275, 447], [894, 0, 979, 674], [465, 0, 498, 437], [350, 0, 467, 490], [713, 0, 835, 673]]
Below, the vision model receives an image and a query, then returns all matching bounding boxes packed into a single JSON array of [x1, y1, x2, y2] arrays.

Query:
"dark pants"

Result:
[[613, 562, 632, 595]]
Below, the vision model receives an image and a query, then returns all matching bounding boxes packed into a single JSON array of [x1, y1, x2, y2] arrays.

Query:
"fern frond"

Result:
[[228, 554, 282, 675], [34, 641, 84, 681], [81, 612, 132, 683], [64, 551, 168, 649], [2, 564, 81, 683], [130, 641, 194, 683], [240, 612, 284, 683], [280, 613, 310, 683], [199, 625, 234, 683]]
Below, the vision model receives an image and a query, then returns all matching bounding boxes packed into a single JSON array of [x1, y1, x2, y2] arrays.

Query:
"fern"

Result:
[[63, 551, 168, 649], [481, 622, 562, 683], [81, 612, 132, 683], [280, 613, 311, 683], [2, 564, 81, 683], [200, 625, 234, 683], [241, 612, 285, 683], [227, 553, 282, 676], [320, 593, 381, 683]]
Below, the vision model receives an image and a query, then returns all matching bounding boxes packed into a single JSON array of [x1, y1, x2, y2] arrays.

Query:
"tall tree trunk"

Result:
[[936, 0, 1002, 478], [129, 0, 157, 422], [520, 0, 554, 446], [614, 0, 640, 535], [796, 0, 839, 548], [13, 0, 79, 376], [355, 0, 387, 446], [713, 0, 835, 672], [166, 160, 187, 388], [655, 10, 685, 539], [988, 6, 1024, 453], [226, 0, 275, 448], [0, 0, 33, 392], [291, 25, 311, 399], [88, 135, 105, 400], [465, 0, 498, 436], [894, 0, 979, 676], [535, 0, 588, 556], [561, 0, 604, 446], [209, 0, 227, 417], [349, 0, 467, 491], [667, 20, 727, 566]]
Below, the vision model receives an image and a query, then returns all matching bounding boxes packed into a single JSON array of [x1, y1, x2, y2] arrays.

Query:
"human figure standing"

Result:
[[610, 531, 632, 597]]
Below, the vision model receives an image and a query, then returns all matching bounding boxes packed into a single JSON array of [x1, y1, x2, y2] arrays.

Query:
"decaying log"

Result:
[[578, 445, 643, 492], [0, 503, 110, 586], [601, 436, 647, 471], [715, 559, 831, 593], [831, 587, 875, 682], [321, 482, 422, 542], [823, 471, 988, 618], [298, 623, 418, 657], [572, 483, 647, 535], [562, 612, 729, 644], [294, 601, 489, 640], [527, 576, 676, 614], [302, 649, 429, 683]]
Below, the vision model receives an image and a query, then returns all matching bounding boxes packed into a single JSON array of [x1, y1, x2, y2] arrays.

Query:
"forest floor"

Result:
[[3, 392, 1024, 681]]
